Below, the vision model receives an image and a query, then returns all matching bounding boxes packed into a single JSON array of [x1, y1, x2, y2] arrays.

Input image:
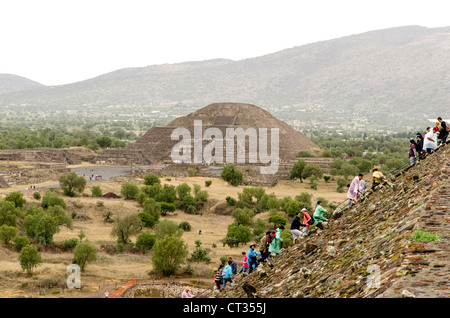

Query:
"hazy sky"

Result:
[[1, 0, 449, 86]]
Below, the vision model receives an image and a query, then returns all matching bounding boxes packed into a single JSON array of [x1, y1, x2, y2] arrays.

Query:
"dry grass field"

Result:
[[0, 172, 347, 298]]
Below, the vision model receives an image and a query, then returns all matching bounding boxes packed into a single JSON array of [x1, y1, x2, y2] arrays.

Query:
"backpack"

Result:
[[265, 231, 276, 245], [444, 121, 450, 133], [304, 212, 315, 225]]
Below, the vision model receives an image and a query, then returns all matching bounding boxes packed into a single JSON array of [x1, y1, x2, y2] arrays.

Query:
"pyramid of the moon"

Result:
[[119, 102, 320, 165]]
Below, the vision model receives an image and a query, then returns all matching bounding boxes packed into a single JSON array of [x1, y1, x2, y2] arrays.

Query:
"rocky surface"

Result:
[[201, 146, 449, 298]]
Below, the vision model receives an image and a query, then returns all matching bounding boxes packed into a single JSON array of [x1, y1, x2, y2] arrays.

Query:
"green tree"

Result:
[[59, 172, 87, 197], [231, 208, 254, 227], [221, 164, 243, 186], [302, 164, 324, 179], [135, 231, 156, 251], [19, 245, 43, 275], [268, 215, 287, 229], [152, 235, 188, 276], [120, 182, 140, 199], [0, 200, 18, 227], [13, 236, 30, 252], [143, 173, 161, 186], [176, 183, 191, 200], [223, 223, 252, 248], [190, 240, 211, 263], [91, 186, 103, 197], [155, 219, 183, 240], [289, 159, 307, 182], [4, 192, 26, 208], [72, 242, 97, 272], [0, 224, 17, 245], [296, 150, 316, 157], [41, 191, 66, 209], [142, 198, 161, 222], [111, 213, 142, 244]]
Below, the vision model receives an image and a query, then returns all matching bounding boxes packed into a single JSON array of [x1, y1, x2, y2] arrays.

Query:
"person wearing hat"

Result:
[[181, 286, 195, 298], [313, 200, 328, 224], [247, 244, 261, 274], [424, 126, 438, 154], [302, 208, 313, 236], [290, 211, 306, 244]]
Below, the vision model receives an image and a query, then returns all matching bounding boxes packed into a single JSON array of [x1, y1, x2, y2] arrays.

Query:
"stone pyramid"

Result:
[[124, 102, 320, 165]]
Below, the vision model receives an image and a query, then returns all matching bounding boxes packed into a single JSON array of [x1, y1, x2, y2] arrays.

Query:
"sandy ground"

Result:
[[0, 168, 347, 298]]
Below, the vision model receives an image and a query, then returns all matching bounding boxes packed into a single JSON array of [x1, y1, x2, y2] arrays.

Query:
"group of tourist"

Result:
[[205, 116, 449, 294], [409, 117, 449, 165]]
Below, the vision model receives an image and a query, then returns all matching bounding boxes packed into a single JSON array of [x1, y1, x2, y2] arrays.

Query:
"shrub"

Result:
[[102, 211, 113, 223], [190, 240, 211, 263], [120, 182, 140, 200], [155, 219, 183, 240], [302, 164, 324, 180], [289, 159, 306, 181], [178, 221, 191, 232], [33, 192, 41, 200], [111, 213, 142, 244], [176, 183, 191, 200], [63, 238, 79, 249], [135, 232, 156, 251], [41, 191, 66, 209], [136, 191, 149, 205], [13, 236, 30, 252], [143, 198, 161, 222], [0, 224, 17, 245], [225, 196, 236, 206], [23, 212, 61, 245], [205, 180, 212, 187], [91, 186, 102, 197], [5, 192, 26, 208], [268, 215, 287, 228], [221, 164, 243, 186], [138, 212, 157, 228], [186, 205, 197, 215], [296, 150, 316, 157], [19, 245, 43, 275], [160, 202, 176, 215], [152, 236, 188, 276], [309, 175, 318, 190], [411, 230, 441, 242], [195, 190, 209, 202], [59, 172, 87, 197], [143, 173, 161, 186], [231, 208, 254, 227], [323, 175, 331, 182], [182, 195, 197, 209], [223, 223, 252, 248], [72, 242, 97, 271], [0, 200, 17, 227]]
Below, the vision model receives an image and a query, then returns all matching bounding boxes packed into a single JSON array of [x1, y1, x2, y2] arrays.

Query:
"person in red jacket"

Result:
[[302, 208, 313, 237]]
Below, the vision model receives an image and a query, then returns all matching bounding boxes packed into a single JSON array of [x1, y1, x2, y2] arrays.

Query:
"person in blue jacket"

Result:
[[247, 244, 261, 274]]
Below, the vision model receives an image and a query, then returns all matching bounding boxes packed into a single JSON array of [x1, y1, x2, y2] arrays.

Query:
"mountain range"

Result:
[[1, 25, 449, 127]]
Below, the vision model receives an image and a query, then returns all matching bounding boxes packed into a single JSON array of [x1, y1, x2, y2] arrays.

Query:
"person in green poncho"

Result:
[[268, 226, 284, 255], [313, 200, 328, 223]]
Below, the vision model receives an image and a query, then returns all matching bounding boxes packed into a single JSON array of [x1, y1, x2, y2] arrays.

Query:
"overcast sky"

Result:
[[1, 0, 449, 86]]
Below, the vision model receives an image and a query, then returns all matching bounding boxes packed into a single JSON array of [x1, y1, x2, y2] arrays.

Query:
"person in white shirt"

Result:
[[423, 127, 438, 154]]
